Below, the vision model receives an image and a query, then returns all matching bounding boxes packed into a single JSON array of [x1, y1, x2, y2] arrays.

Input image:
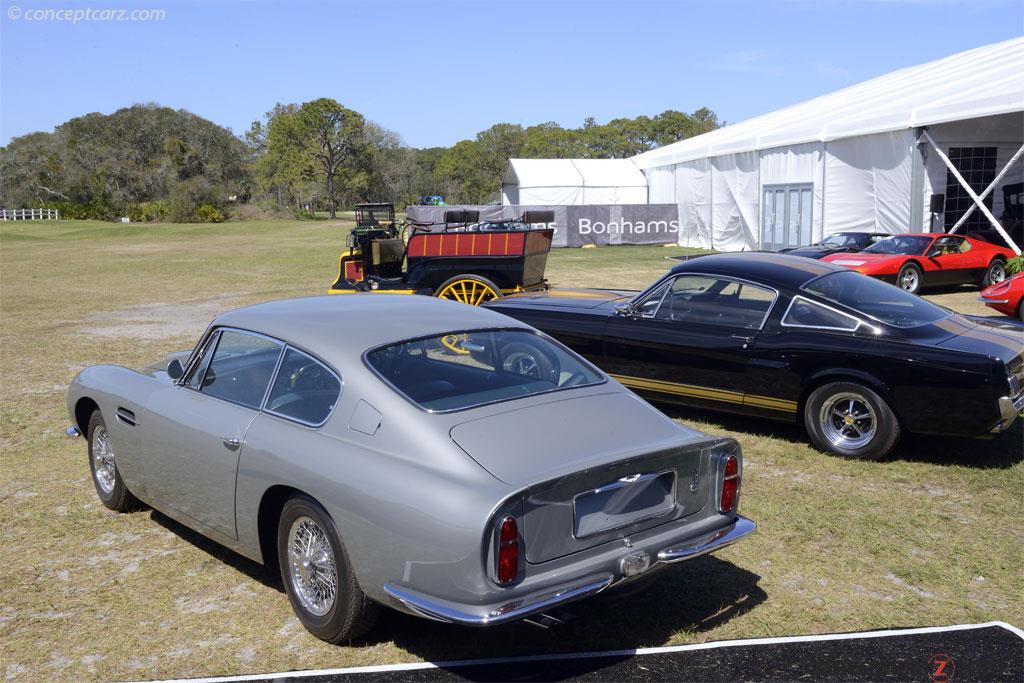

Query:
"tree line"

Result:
[[0, 100, 719, 222]]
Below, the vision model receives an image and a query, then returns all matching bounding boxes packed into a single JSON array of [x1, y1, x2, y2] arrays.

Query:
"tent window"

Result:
[[762, 184, 813, 250], [944, 147, 997, 231]]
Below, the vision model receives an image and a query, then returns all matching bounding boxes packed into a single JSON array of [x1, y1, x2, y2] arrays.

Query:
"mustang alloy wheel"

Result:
[[86, 410, 142, 512], [896, 263, 922, 295], [819, 392, 876, 450], [804, 382, 900, 460], [435, 275, 502, 306], [277, 494, 378, 643]]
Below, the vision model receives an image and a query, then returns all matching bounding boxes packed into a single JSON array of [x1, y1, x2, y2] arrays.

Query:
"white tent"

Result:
[[635, 37, 1024, 251], [502, 158, 647, 206]]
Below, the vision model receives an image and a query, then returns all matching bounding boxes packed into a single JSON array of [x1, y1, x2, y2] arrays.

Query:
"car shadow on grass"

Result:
[[368, 555, 766, 668], [149, 510, 284, 591], [654, 403, 1022, 469]]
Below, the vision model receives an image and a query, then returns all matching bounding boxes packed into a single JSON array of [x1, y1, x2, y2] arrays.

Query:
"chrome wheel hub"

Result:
[[92, 426, 116, 495], [820, 392, 876, 450], [287, 516, 337, 617], [990, 263, 1006, 284], [900, 269, 918, 292]]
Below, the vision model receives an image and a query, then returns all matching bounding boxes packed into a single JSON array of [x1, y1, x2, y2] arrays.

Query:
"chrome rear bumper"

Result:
[[383, 515, 755, 626]]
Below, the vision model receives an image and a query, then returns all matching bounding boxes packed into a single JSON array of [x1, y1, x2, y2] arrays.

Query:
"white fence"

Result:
[[1, 208, 61, 221]]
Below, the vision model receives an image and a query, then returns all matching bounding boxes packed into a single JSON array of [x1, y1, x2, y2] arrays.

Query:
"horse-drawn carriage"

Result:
[[328, 203, 555, 305]]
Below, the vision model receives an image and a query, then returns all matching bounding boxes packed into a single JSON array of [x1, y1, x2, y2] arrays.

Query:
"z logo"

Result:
[[928, 653, 954, 682]]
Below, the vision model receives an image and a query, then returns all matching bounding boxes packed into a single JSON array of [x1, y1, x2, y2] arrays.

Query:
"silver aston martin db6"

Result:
[[66, 295, 755, 642]]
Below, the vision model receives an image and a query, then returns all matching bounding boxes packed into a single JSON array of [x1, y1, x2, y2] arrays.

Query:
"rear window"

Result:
[[804, 271, 950, 328], [365, 330, 604, 412]]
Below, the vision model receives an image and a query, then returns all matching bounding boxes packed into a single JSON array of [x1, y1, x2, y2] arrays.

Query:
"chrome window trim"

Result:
[[176, 325, 343, 430], [362, 327, 608, 415], [631, 279, 672, 319], [263, 345, 343, 429], [639, 272, 780, 332], [780, 295, 881, 335]]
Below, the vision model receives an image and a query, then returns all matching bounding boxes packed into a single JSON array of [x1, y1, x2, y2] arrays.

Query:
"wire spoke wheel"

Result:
[[436, 278, 500, 305], [92, 425, 117, 495], [287, 516, 338, 617], [820, 392, 877, 450]]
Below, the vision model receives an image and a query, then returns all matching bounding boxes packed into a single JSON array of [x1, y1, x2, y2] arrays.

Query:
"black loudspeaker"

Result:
[[929, 194, 945, 213], [521, 210, 555, 224]]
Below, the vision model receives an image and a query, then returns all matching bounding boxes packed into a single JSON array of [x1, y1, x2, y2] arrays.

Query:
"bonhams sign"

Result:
[[406, 204, 680, 248]]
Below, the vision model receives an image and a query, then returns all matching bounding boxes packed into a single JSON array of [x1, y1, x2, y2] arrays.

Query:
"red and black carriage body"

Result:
[[329, 204, 555, 305]]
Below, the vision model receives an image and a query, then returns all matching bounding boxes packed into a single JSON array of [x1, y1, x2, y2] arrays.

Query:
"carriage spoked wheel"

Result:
[[435, 275, 503, 306]]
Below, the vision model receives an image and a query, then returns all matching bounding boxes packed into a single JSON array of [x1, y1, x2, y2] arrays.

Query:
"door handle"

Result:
[[221, 436, 242, 450], [731, 334, 755, 349]]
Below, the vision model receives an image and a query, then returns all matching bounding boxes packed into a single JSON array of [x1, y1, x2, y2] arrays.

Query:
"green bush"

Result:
[[126, 202, 167, 223], [196, 204, 225, 223], [1006, 255, 1024, 275]]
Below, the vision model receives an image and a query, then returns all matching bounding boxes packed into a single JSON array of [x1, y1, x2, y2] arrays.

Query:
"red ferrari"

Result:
[[979, 271, 1024, 320], [820, 232, 1015, 294]]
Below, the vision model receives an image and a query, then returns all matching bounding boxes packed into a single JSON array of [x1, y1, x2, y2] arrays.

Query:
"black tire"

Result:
[[87, 410, 143, 512], [434, 274, 503, 306], [1017, 299, 1023, 322], [804, 381, 900, 460], [500, 340, 558, 384], [277, 495, 378, 643], [896, 262, 922, 295], [982, 258, 1007, 287]]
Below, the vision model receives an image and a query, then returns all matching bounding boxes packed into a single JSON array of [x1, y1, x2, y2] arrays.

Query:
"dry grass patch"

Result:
[[1, 220, 1021, 681]]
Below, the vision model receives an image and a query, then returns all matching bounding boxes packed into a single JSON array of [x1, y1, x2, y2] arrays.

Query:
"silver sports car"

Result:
[[66, 295, 755, 642]]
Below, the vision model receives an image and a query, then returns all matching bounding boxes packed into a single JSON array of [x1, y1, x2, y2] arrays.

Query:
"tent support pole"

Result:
[[921, 130, 1020, 255], [949, 143, 1024, 233]]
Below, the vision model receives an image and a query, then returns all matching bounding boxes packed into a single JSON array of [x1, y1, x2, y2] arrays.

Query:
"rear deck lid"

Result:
[[449, 391, 696, 488]]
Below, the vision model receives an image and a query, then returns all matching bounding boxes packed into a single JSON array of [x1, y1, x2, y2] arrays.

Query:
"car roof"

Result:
[[670, 252, 845, 290], [212, 295, 529, 363]]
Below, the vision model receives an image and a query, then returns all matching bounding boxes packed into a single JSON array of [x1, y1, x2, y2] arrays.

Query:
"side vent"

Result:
[[115, 407, 137, 427]]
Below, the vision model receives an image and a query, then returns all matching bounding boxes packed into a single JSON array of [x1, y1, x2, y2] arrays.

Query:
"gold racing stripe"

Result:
[[610, 373, 797, 412]]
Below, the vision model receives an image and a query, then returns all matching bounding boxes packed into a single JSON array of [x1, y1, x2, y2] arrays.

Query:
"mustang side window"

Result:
[[265, 348, 341, 426], [201, 330, 284, 409], [654, 276, 775, 329], [782, 296, 861, 332]]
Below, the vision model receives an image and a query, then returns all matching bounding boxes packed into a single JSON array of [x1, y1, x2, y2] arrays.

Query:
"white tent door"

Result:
[[762, 184, 813, 250]]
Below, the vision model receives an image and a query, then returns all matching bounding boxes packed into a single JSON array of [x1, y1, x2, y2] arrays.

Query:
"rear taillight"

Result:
[[719, 455, 739, 513], [496, 516, 520, 584]]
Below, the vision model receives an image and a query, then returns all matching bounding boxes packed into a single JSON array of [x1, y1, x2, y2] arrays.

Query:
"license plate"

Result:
[[573, 470, 676, 538]]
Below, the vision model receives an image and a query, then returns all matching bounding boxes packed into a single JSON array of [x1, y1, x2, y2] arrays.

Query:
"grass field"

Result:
[[1, 219, 1021, 681]]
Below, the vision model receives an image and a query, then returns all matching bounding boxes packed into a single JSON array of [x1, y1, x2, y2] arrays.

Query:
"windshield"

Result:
[[366, 329, 604, 411], [804, 271, 950, 328], [819, 234, 858, 248], [862, 235, 932, 255]]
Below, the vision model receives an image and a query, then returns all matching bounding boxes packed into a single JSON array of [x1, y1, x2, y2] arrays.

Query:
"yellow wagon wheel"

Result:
[[434, 275, 502, 306]]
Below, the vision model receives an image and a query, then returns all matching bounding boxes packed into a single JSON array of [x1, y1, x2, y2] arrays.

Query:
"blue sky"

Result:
[[1, 0, 1021, 148]]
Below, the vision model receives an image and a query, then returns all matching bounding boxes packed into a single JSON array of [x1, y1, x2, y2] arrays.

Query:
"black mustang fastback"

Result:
[[485, 253, 1024, 459]]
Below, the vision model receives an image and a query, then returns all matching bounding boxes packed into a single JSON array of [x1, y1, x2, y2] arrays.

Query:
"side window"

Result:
[[265, 348, 341, 426], [633, 281, 671, 318], [782, 296, 861, 332], [202, 330, 283, 409], [655, 275, 775, 330], [185, 331, 220, 390]]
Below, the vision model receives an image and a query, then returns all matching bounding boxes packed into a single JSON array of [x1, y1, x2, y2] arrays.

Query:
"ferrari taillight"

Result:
[[496, 516, 520, 584], [720, 455, 739, 513]]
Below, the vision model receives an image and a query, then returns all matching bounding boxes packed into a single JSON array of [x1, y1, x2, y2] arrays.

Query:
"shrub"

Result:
[[1006, 255, 1024, 275], [196, 204, 225, 223], [126, 201, 167, 223]]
